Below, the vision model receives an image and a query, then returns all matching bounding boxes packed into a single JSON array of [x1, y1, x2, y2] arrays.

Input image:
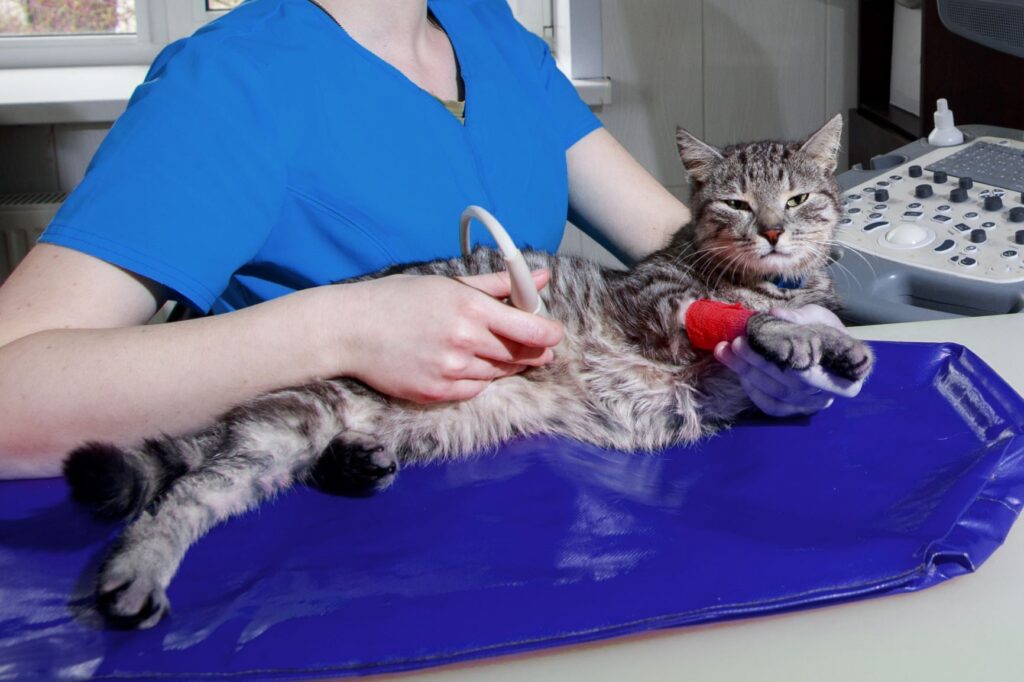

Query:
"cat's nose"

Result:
[[759, 225, 785, 245]]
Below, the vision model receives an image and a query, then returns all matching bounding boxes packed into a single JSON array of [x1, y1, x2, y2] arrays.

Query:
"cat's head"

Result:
[[674, 115, 843, 284]]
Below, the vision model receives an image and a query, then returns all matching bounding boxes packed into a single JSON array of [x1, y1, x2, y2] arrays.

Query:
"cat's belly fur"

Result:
[[356, 248, 741, 460]]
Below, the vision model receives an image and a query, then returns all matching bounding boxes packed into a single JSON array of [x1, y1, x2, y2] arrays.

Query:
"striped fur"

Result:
[[65, 115, 873, 628]]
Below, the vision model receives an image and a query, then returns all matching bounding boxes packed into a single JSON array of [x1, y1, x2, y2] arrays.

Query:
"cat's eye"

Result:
[[786, 193, 810, 208], [723, 199, 751, 211]]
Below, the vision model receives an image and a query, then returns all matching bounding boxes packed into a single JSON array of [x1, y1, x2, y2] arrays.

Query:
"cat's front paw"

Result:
[[818, 328, 874, 382], [97, 554, 170, 629], [746, 314, 873, 382], [746, 313, 824, 371]]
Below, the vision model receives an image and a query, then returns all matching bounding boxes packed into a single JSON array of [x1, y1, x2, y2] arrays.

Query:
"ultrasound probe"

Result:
[[459, 205, 548, 317]]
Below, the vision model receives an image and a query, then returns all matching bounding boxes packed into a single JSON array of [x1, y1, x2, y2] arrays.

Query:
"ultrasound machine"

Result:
[[830, 0, 1024, 325], [832, 126, 1024, 324]]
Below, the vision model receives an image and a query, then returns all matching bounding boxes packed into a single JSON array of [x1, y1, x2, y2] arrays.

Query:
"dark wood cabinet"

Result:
[[850, 0, 1024, 169]]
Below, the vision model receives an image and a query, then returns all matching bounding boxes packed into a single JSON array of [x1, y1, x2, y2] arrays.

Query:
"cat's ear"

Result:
[[676, 126, 722, 183], [799, 114, 843, 173]]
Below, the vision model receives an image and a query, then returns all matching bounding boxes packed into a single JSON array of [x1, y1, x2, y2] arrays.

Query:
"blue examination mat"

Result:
[[2, 341, 1024, 680]]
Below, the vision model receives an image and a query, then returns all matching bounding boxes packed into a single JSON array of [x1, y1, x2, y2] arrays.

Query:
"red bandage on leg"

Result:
[[684, 300, 756, 351]]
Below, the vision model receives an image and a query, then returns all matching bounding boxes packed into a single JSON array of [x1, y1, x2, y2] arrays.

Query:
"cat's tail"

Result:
[[63, 436, 199, 519]]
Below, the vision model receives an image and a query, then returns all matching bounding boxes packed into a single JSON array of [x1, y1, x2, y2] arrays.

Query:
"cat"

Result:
[[64, 114, 872, 629]]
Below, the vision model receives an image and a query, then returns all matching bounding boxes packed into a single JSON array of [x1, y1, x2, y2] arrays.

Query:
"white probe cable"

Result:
[[459, 205, 548, 317]]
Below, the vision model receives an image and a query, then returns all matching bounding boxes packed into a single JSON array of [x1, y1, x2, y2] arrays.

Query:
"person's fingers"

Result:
[[466, 333, 554, 367], [484, 303, 564, 349], [746, 384, 834, 417], [769, 304, 844, 330], [456, 269, 550, 299], [730, 337, 811, 391], [793, 366, 865, 398], [439, 379, 492, 402]]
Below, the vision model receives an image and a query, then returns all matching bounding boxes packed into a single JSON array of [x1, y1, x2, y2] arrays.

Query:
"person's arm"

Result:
[[567, 127, 691, 264], [0, 245, 561, 479]]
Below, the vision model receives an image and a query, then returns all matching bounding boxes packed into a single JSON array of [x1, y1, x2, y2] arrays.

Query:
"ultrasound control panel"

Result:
[[831, 125, 1024, 324]]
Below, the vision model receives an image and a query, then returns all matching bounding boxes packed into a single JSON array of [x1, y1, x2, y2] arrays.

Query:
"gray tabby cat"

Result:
[[65, 114, 872, 629]]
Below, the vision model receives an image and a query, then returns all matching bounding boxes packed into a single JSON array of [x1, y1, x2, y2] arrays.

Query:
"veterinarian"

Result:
[[0, 0, 849, 478]]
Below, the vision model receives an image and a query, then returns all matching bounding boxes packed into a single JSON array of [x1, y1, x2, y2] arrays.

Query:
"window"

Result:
[[0, 0, 137, 37], [0, 0, 600, 83]]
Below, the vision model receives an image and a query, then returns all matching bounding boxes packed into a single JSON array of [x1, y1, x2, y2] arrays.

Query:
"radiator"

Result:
[[0, 192, 65, 282]]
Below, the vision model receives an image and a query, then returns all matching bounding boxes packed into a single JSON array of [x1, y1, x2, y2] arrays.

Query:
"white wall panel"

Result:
[[596, 0, 703, 189], [702, 0, 827, 146]]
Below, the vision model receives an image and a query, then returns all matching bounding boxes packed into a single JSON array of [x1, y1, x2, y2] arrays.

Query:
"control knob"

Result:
[[984, 195, 1003, 211], [933, 170, 948, 183], [908, 165, 923, 178], [970, 229, 987, 244], [1016, 229, 1024, 245], [874, 189, 889, 202], [915, 184, 933, 199], [950, 188, 968, 203], [1010, 207, 1024, 223], [959, 177, 974, 189]]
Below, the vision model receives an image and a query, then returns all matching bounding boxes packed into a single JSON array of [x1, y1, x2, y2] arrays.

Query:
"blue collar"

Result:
[[771, 275, 805, 290]]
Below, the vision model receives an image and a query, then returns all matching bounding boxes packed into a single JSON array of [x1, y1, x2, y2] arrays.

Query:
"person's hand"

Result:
[[333, 270, 562, 403], [714, 304, 866, 417]]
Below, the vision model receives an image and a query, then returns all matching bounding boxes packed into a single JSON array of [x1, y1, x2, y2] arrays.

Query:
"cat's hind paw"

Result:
[[96, 562, 169, 629], [306, 433, 398, 496]]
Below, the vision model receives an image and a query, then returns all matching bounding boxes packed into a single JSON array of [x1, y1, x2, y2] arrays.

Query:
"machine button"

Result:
[[885, 223, 930, 246], [1015, 229, 1024, 245], [839, 217, 853, 226], [874, 189, 890, 202], [847, 207, 862, 214], [933, 170, 948, 183], [982, 221, 996, 229], [915, 184, 934, 198], [932, 214, 952, 223], [869, 212, 883, 219], [949, 255, 960, 263], [877, 181, 891, 187], [959, 177, 974, 189], [959, 257, 978, 267], [909, 165, 923, 177], [954, 223, 971, 232], [862, 220, 889, 232], [933, 239, 956, 253], [964, 211, 979, 219], [873, 204, 889, 211], [970, 229, 987, 243], [984, 195, 1003, 211], [846, 193, 862, 201], [1009, 207, 1024, 223], [889, 174, 903, 181], [908, 202, 922, 209], [937, 205, 951, 212], [902, 211, 923, 220], [963, 245, 978, 253], [1002, 250, 1019, 259], [950, 188, 968, 203]]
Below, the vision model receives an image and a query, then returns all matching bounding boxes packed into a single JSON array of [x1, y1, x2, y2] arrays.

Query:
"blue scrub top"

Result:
[[40, 0, 602, 313]]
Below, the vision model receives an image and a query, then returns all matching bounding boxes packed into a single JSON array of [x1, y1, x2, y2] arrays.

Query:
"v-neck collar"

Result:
[[303, 0, 471, 125]]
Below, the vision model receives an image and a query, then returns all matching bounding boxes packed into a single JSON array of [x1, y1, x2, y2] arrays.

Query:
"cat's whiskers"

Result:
[[821, 236, 877, 281]]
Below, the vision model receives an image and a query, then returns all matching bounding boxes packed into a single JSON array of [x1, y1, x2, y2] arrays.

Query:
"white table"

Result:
[[375, 314, 1024, 682]]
